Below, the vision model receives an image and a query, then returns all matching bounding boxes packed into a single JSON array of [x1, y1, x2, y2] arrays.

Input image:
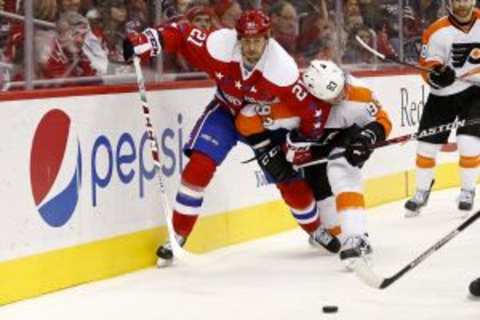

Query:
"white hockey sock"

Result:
[[460, 167, 479, 190], [415, 142, 441, 191], [340, 209, 367, 238], [458, 135, 480, 191], [317, 196, 341, 237], [415, 167, 435, 191], [336, 192, 366, 238]]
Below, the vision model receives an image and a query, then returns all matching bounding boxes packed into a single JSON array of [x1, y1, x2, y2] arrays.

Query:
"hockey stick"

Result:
[[355, 35, 480, 86], [132, 57, 192, 262], [294, 117, 480, 169], [353, 210, 480, 289]]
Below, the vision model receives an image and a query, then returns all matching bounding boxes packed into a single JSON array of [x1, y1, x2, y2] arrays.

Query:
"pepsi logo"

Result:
[[30, 109, 82, 227]]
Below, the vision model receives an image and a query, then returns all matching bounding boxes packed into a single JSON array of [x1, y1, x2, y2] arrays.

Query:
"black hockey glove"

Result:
[[243, 132, 297, 183], [345, 122, 385, 168], [256, 144, 298, 182], [428, 64, 455, 89]]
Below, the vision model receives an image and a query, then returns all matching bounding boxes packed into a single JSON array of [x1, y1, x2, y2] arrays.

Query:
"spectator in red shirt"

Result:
[[36, 12, 99, 81]]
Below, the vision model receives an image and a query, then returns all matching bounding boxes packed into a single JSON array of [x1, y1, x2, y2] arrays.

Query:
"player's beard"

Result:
[[450, 1, 475, 23], [243, 51, 261, 66]]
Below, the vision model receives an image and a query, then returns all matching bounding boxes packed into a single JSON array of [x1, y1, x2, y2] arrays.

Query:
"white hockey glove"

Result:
[[123, 28, 162, 62]]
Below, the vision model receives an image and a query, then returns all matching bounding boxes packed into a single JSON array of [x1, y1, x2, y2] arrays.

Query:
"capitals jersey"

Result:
[[155, 22, 331, 136], [236, 75, 392, 154], [420, 9, 480, 96]]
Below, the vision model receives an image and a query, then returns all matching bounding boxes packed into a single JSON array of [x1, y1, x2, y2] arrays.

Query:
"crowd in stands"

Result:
[[0, 0, 455, 89]]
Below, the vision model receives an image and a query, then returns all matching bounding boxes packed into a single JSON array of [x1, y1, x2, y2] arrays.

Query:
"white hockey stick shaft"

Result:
[[355, 35, 480, 86], [354, 210, 480, 289], [132, 57, 187, 259]]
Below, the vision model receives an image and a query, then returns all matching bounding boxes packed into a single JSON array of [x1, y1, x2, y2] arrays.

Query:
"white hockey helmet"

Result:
[[446, 0, 475, 22], [302, 60, 346, 102]]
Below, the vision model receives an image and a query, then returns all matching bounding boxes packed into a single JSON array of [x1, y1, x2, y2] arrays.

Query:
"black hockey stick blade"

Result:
[[354, 210, 480, 289]]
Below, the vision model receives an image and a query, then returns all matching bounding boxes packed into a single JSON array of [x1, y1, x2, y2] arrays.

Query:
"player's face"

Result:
[[192, 14, 212, 31], [240, 35, 268, 66], [451, 0, 475, 23]]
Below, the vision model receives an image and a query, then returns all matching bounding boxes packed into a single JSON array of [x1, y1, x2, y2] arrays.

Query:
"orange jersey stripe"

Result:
[[421, 17, 451, 48], [376, 108, 392, 137], [336, 192, 365, 212], [235, 102, 298, 137], [235, 112, 264, 136], [345, 84, 372, 103]]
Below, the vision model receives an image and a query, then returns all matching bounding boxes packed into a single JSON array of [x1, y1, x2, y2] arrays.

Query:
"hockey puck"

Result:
[[322, 305, 338, 313], [469, 278, 480, 297]]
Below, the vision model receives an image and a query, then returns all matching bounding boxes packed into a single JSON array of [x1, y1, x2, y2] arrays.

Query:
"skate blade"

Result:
[[457, 209, 471, 220], [404, 209, 420, 218], [156, 257, 174, 268]]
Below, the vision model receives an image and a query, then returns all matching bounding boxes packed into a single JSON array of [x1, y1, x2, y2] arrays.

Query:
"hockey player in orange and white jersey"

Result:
[[236, 60, 392, 269], [405, 0, 480, 217]]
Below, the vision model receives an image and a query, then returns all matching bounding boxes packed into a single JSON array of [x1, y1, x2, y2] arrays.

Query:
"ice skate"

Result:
[[339, 235, 372, 271], [404, 189, 431, 217], [308, 225, 341, 253], [404, 180, 435, 218], [458, 189, 475, 215]]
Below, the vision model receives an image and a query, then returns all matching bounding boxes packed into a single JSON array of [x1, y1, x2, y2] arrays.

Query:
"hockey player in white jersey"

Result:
[[405, 0, 480, 217], [236, 60, 392, 269]]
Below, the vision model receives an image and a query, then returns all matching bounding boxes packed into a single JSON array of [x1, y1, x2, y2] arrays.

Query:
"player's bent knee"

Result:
[[277, 180, 314, 209], [182, 151, 217, 188]]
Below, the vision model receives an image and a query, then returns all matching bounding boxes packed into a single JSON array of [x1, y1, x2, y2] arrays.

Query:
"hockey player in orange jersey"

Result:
[[405, 0, 480, 217], [236, 60, 392, 269]]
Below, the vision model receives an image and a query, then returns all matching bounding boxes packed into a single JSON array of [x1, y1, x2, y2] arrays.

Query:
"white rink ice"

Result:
[[1, 188, 479, 320]]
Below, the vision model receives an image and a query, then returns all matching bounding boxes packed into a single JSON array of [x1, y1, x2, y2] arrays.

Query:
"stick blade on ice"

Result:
[[353, 259, 385, 289]]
